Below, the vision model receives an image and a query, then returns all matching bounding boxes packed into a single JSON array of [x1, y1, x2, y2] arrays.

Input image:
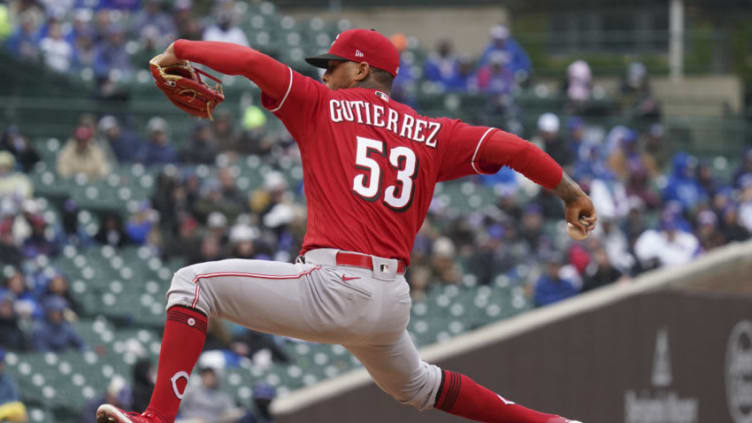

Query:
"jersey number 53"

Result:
[[352, 136, 417, 212]]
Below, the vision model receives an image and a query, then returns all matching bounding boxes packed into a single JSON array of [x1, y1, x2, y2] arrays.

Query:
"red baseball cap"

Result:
[[305, 28, 400, 77]]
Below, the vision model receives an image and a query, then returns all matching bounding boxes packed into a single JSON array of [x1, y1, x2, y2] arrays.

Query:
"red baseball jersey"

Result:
[[262, 68, 502, 264]]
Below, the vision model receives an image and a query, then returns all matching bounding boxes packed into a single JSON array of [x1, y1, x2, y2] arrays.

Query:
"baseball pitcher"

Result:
[[97, 29, 596, 423]]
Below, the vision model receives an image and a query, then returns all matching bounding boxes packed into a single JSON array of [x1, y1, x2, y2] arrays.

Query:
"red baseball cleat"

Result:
[[96, 404, 167, 423]]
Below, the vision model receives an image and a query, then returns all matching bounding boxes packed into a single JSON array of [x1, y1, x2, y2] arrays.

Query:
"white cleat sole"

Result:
[[96, 404, 134, 423]]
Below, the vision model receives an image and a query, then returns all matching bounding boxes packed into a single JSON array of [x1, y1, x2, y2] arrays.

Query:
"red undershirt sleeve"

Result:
[[173, 39, 290, 100], [475, 130, 563, 190]]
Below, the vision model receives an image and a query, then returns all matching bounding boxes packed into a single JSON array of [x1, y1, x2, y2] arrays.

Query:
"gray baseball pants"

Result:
[[165, 248, 443, 410]]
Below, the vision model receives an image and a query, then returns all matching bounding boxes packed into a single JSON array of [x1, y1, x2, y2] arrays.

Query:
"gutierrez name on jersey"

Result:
[[329, 98, 442, 148]]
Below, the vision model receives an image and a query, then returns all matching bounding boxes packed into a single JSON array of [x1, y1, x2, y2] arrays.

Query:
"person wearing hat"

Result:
[[140, 117, 178, 166], [533, 250, 580, 307], [478, 24, 531, 79], [99, 28, 594, 423], [238, 383, 276, 423], [30, 295, 85, 352], [0, 347, 29, 422], [99, 115, 143, 164], [179, 366, 243, 423], [56, 125, 112, 180], [0, 150, 33, 200]]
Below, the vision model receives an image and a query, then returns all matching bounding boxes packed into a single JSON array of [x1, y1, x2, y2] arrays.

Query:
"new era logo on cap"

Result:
[[305, 28, 400, 77]]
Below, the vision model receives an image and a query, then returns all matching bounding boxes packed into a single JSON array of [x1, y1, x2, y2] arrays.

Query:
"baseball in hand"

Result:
[[567, 222, 589, 240]]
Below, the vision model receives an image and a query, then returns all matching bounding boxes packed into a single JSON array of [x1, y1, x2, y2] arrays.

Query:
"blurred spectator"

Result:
[[388, 32, 417, 105], [82, 376, 132, 423], [520, 203, 547, 252], [719, 204, 750, 243], [93, 24, 132, 97], [533, 252, 579, 307], [239, 104, 273, 157], [95, 212, 128, 247], [642, 123, 669, 172], [131, 358, 155, 412], [130, 0, 176, 46], [40, 273, 78, 315], [620, 61, 661, 122], [0, 348, 28, 423], [0, 126, 40, 172], [695, 210, 725, 251], [229, 224, 260, 259], [39, 20, 73, 72], [162, 215, 201, 260], [429, 236, 461, 285], [3, 272, 38, 320], [141, 117, 178, 166], [662, 152, 705, 212], [696, 160, 719, 200], [179, 366, 244, 422], [465, 224, 515, 286], [596, 219, 636, 275], [445, 56, 476, 92], [203, 10, 248, 46], [0, 151, 33, 200], [131, 24, 162, 69], [478, 24, 531, 80], [0, 225, 23, 267], [733, 148, 752, 189], [423, 39, 461, 89], [241, 383, 276, 423], [194, 233, 225, 263], [475, 52, 515, 95], [212, 111, 240, 154], [5, 11, 41, 62], [99, 115, 142, 164], [20, 199, 58, 259], [125, 202, 158, 245], [72, 27, 96, 70], [66, 8, 93, 44], [174, 0, 202, 40], [56, 125, 111, 180], [31, 295, 85, 352], [563, 60, 592, 111], [739, 177, 752, 233], [230, 329, 290, 365], [582, 247, 624, 292], [634, 213, 700, 270], [181, 121, 218, 164], [531, 113, 572, 168], [0, 293, 27, 351], [195, 172, 246, 224]]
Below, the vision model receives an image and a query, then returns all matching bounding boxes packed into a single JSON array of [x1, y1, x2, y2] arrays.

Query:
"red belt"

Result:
[[335, 251, 406, 274]]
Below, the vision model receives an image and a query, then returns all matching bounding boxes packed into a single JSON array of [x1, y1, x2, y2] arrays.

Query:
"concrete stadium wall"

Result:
[[287, 5, 509, 58], [271, 241, 752, 423]]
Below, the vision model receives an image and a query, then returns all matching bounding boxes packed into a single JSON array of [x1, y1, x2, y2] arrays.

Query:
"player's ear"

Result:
[[354, 62, 370, 82]]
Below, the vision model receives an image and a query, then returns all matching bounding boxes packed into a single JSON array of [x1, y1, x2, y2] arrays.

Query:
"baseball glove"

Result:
[[149, 58, 225, 119]]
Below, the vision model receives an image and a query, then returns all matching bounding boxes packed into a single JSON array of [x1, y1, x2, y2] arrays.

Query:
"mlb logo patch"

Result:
[[355, 49, 364, 57]]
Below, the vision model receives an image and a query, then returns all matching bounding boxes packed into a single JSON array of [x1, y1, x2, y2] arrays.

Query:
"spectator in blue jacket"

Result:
[[31, 296, 85, 352], [423, 39, 461, 89], [663, 152, 706, 212], [478, 25, 531, 80], [5, 12, 41, 62], [98, 115, 142, 164], [534, 252, 579, 307]]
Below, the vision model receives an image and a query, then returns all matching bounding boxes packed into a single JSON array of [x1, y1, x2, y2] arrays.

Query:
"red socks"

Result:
[[435, 370, 567, 423], [145, 306, 208, 422]]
